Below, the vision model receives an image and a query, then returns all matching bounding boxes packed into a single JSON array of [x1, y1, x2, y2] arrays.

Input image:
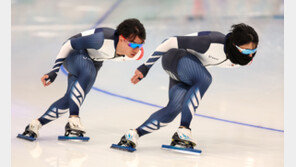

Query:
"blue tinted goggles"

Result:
[[235, 45, 257, 55], [128, 42, 143, 49], [121, 35, 144, 49]]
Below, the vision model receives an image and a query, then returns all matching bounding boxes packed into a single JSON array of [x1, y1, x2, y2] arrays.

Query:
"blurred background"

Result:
[[11, 0, 284, 167]]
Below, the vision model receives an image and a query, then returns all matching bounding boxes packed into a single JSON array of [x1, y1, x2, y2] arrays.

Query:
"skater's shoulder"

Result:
[[181, 31, 225, 37], [93, 27, 116, 40], [94, 27, 115, 34], [196, 31, 225, 44], [78, 27, 115, 39], [197, 31, 225, 37]]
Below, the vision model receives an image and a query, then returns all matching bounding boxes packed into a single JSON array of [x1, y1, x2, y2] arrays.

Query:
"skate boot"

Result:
[[170, 126, 196, 149], [58, 117, 89, 141], [162, 127, 201, 154], [17, 119, 42, 141], [110, 129, 139, 152], [65, 116, 86, 137], [118, 129, 139, 148]]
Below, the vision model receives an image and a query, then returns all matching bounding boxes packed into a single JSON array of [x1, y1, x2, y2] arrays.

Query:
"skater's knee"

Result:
[[80, 70, 96, 82], [162, 105, 181, 123], [204, 72, 212, 87], [169, 99, 183, 112], [53, 96, 70, 108], [164, 111, 179, 123], [197, 70, 212, 88]]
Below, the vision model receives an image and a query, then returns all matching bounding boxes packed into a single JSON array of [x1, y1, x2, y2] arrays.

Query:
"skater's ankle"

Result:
[[135, 128, 143, 137], [179, 126, 191, 130], [134, 129, 140, 136], [69, 115, 79, 118]]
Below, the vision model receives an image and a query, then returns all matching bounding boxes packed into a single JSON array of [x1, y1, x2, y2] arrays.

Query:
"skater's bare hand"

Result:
[[41, 74, 52, 87], [131, 69, 143, 84]]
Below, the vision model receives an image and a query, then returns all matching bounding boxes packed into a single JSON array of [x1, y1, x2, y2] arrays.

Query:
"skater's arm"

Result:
[[50, 29, 104, 75], [41, 40, 73, 87], [51, 40, 73, 73], [132, 32, 224, 84], [135, 33, 213, 80], [131, 37, 178, 84], [42, 29, 105, 86], [142, 37, 178, 73]]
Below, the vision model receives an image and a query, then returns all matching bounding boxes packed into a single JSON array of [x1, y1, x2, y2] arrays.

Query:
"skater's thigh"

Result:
[[177, 54, 212, 86], [162, 49, 187, 81], [63, 50, 97, 78]]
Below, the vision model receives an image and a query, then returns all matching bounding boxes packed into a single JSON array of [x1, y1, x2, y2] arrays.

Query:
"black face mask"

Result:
[[225, 33, 255, 66]]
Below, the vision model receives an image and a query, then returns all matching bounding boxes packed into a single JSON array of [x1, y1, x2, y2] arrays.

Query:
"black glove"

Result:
[[137, 64, 150, 78], [45, 71, 57, 83]]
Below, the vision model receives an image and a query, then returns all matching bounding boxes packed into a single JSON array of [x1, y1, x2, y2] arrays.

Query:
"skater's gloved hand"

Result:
[[131, 69, 144, 84], [137, 64, 149, 77], [41, 71, 57, 87]]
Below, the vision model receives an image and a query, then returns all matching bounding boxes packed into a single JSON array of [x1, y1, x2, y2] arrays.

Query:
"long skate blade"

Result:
[[110, 144, 136, 152], [161, 145, 202, 155], [58, 136, 90, 141], [17, 134, 36, 141]]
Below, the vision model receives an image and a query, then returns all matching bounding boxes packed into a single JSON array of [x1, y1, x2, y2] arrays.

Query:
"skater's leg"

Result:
[[38, 51, 102, 125], [136, 78, 190, 137], [179, 82, 211, 128], [19, 73, 77, 139], [62, 52, 102, 137], [38, 73, 77, 125], [66, 53, 99, 116], [168, 79, 211, 148], [63, 73, 97, 136], [67, 71, 97, 116], [164, 53, 212, 148], [177, 53, 212, 128]]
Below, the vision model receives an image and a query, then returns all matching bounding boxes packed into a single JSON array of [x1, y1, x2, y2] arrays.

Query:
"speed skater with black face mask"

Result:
[[115, 23, 259, 150]]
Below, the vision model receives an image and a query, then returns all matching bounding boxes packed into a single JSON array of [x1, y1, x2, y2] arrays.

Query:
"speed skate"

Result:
[[161, 144, 202, 155], [111, 130, 138, 152], [57, 125, 90, 141], [161, 128, 202, 155], [58, 118, 89, 141], [17, 120, 42, 141], [17, 133, 36, 141], [110, 144, 136, 152], [58, 135, 90, 141]]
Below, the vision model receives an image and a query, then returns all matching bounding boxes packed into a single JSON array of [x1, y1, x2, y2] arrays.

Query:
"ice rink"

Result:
[[11, 0, 284, 166]]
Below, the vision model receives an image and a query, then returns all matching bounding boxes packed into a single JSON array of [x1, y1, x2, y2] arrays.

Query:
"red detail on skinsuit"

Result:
[[248, 59, 254, 65], [137, 47, 144, 60]]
